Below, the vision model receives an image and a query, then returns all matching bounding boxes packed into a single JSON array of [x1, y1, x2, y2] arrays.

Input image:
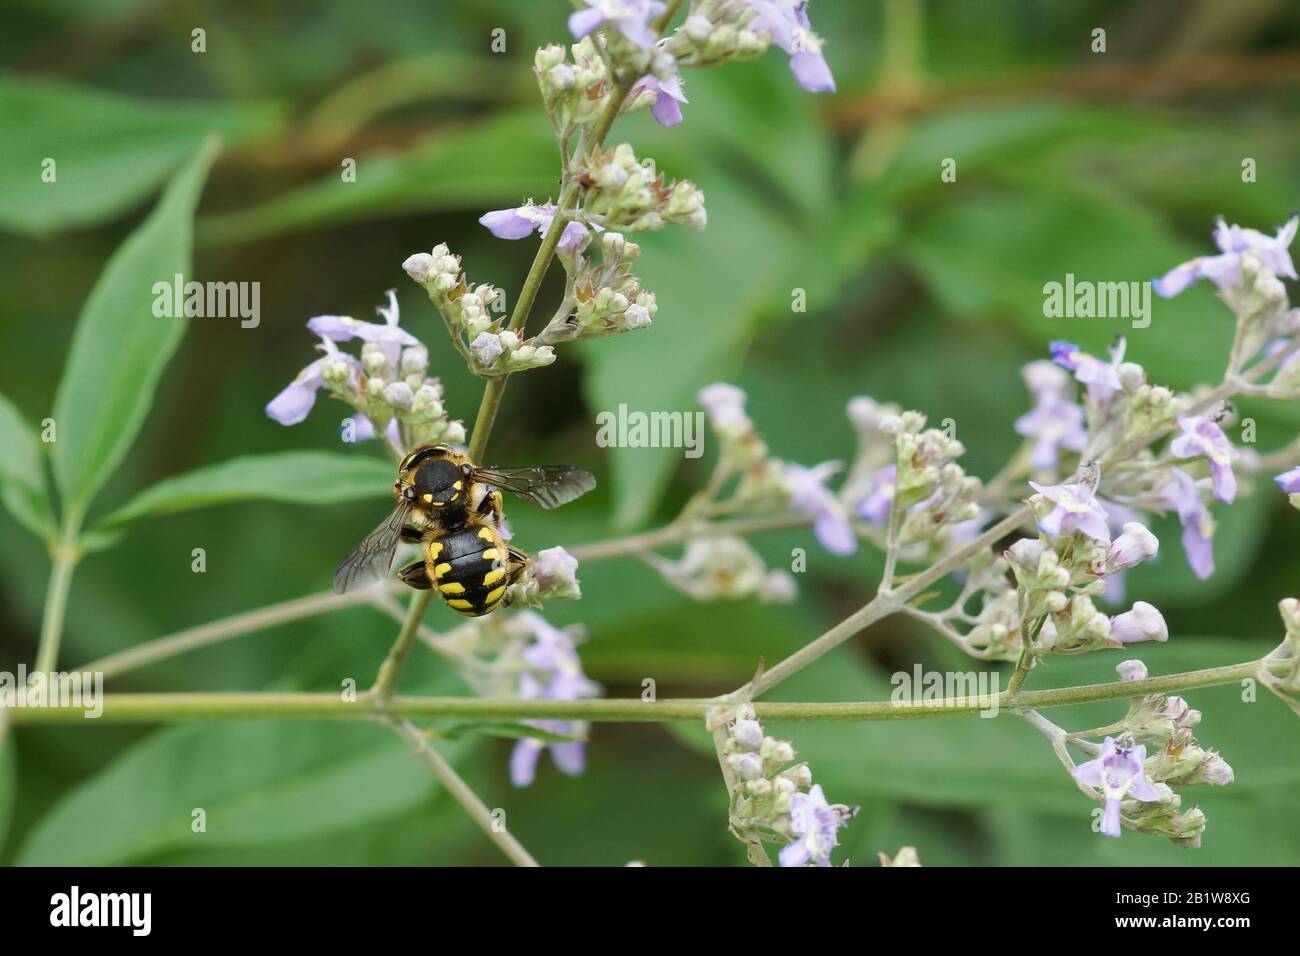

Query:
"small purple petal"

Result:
[[1276, 466, 1300, 494], [480, 208, 538, 240], [790, 51, 835, 92], [568, 7, 606, 39], [510, 739, 544, 788]]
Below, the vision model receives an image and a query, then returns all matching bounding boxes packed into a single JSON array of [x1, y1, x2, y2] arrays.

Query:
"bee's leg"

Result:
[[476, 487, 503, 523], [400, 526, 423, 544], [506, 547, 529, 585], [397, 560, 433, 590]]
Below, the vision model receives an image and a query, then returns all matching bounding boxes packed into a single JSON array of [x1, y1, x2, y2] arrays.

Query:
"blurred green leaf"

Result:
[[17, 720, 468, 865], [90, 450, 394, 536], [0, 711, 13, 856], [200, 109, 556, 245], [50, 138, 219, 521], [0, 391, 53, 540], [0, 77, 277, 234], [582, 176, 794, 528]]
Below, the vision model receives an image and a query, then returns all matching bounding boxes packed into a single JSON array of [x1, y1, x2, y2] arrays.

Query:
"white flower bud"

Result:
[[402, 252, 435, 283]]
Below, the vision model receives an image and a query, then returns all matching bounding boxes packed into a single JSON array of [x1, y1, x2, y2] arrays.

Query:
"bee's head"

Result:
[[395, 444, 473, 509]]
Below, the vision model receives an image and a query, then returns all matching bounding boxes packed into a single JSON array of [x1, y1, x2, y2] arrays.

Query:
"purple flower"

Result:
[[1015, 385, 1087, 470], [1169, 415, 1236, 503], [510, 615, 597, 788], [785, 462, 857, 555], [1108, 601, 1168, 645], [857, 465, 896, 524], [1050, 340, 1123, 404], [469, 331, 504, 366], [569, 0, 666, 49], [1105, 521, 1159, 574], [266, 337, 360, 426], [749, 1, 836, 92], [1275, 466, 1300, 494], [778, 784, 846, 866], [697, 382, 750, 428], [479, 202, 593, 255], [632, 73, 688, 126], [1162, 467, 1215, 579], [1071, 737, 1162, 838], [1029, 477, 1111, 543], [1153, 215, 1299, 297], [306, 290, 420, 369]]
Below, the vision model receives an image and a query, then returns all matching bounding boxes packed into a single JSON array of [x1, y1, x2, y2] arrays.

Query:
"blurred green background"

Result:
[[2, 0, 1299, 866]]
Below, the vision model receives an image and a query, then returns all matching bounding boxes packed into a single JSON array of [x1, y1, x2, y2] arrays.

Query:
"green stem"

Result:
[[369, 590, 433, 701], [80, 586, 390, 679], [389, 718, 539, 866], [739, 508, 1031, 698], [10, 657, 1283, 724], [34, 515, 82, 675]]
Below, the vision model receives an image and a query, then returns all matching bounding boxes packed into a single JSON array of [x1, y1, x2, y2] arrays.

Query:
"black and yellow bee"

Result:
[[332, 444, 595, 617]]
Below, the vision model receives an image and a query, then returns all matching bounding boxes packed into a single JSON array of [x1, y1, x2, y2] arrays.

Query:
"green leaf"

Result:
[[50, 138, 219, 520], [200, 109, 556, 245], [0, 77, 277, 234], [90, 451, 395, 536], [16, 720, 470, 865], [0, 392, 53, 540], [582, 175, 794, 528], [0, 709, 13, 856]]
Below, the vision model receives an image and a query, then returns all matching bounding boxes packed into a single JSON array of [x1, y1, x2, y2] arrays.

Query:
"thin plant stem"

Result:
[[389, 718, 539, 867], [34, 513, 82, 675], [78, 586, 392, 679]]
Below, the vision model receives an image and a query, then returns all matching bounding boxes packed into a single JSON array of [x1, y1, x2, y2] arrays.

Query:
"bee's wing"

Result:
[[331, 501, 412, 594], [473, 465, 596, 510]]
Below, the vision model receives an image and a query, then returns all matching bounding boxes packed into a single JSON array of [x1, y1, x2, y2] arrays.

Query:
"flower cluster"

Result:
[[719, 703, 856, 866], [537, 232, 657, 344], [1070, 658, 1233, 844], [503, 545, 584, 609], [578, 144, 707, 232], [645, 536, 797, 602], [1259, 598, 1300, 715], [509, 612, 601, 787], [402, 244, 556, 377], [265, 291, 465, 455], [664, 0, 834, 93], [429, 609, 599, 788]]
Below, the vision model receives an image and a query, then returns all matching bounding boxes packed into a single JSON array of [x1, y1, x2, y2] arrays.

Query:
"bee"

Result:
[[331, 444, 595, 617]]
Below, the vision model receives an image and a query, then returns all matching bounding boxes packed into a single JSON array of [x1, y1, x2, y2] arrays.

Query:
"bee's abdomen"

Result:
[[427, 526, 509, 617]]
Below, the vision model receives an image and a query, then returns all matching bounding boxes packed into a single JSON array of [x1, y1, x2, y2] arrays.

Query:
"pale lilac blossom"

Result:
[[266, 337, 360, 426], [479, 202, 594, 254], [569, 0, 666, 49], [1274, 466, 1300, 494], [1169, 415, 1237, 503], [510, 615, 597, 787], [632, 73, 688, 126], [1108, 601, 1168, 645], [1153, 215, 1299, 297], [1015, 385, 1087, 469], [1162, 468, 1215, 580], [749, 1, 836, 92], [1029, 477, 1112, 543], [785, 462, 857, 555], [697, 382, 749, 428], [857, 465, 896, 524], [778, 784, 846, 867], [306, 290, 419, 368], [1050, 340, 1122, 404], [1071, 737, 1162, 838], [1105, 522, 1159, 574]]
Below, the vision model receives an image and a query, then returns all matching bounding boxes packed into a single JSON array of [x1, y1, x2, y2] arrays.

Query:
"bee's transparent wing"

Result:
[[473, 465, 596, 510], [331, 501, 411, 594]]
